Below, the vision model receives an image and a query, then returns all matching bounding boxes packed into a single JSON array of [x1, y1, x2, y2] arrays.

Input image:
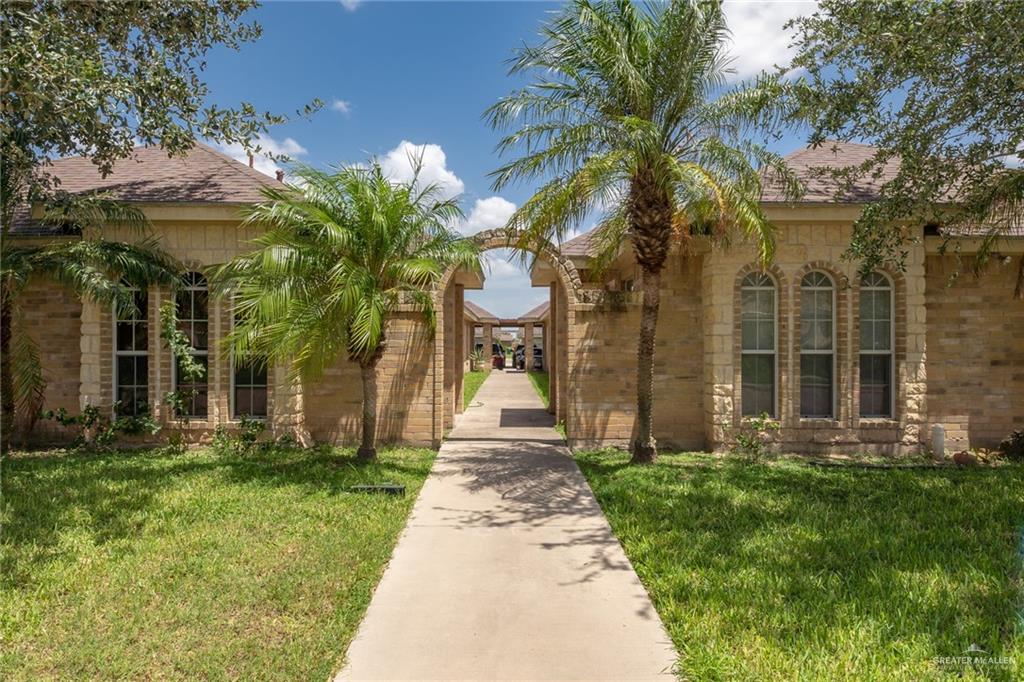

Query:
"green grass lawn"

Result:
[[1, 445, 435, 680], [527, 370, 550, 408], [576, 450, 1024, 681], [463, 369, 489, 408]]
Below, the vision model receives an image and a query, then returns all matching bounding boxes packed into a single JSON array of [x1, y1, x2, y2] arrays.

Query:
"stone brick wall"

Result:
[[304, 311, 436, 446], [17, 212, 1020, 455], [568, 254, 704, 450], [925, 254, 1024, 449], [702, 223, 927, 454], [75, 222, 297, 441], [14, 277, 82, 441]]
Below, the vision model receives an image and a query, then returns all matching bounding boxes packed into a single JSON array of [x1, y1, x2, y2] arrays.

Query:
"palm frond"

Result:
[[10, 304, 46, 424]]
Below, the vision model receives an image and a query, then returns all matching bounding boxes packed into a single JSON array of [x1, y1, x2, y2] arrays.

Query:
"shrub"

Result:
[[998, 430, 1024, 462], [42, 402, 161, 449], [732, 412, 780, 463], [211, 416, 275, 456]]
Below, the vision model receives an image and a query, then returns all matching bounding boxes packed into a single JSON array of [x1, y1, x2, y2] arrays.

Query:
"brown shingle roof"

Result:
[[10, 143, 279, 235], [760, 141, 898, 203], [560, 230, 599, 258]]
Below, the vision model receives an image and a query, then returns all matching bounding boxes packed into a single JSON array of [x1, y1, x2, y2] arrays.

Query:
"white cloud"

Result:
[[481, 249, 521, 281], [379, 140, 465, 200], [467, 247, 548, 319], [330, 99, 351, 114], [722, 1, 816, 80], [216, 133, 308, 177], [339, 0, 360, 11], [460, 196, 516, 235]]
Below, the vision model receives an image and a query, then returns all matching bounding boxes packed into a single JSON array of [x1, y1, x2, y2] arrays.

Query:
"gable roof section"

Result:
[[10, 143, 280, 235], [518, 301, 549, 322], [464, 300, 499, 324]]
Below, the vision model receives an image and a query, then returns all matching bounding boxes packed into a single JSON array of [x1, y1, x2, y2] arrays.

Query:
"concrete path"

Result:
[[337, 370, 678, 681]]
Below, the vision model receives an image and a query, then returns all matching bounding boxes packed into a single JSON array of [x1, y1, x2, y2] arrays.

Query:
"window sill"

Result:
[[798, 418, 841, 428], [856, 418, 899, 429]]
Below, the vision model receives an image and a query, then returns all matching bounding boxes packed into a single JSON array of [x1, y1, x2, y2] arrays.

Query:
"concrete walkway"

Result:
[[337, 370, 678, 681]]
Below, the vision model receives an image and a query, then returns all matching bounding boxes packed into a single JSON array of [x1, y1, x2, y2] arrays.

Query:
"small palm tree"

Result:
[[487, 0, 801, 463], [212, 161, 479, 460], [1, 195, 184, 446]]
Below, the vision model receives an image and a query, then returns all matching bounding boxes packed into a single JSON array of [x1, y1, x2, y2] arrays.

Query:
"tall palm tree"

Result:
[[212, 161, 479, 460], [487, 0, 801, 463], [1, 195, 184, 446]]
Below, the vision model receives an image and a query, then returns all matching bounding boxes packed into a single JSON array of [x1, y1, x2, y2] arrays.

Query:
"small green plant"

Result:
[[998, 430, 1024, 462], [470, 348, 486, 371], [212, 416, 268, 456], [42, 401, 161, 450], [732, 412, 780, 463]]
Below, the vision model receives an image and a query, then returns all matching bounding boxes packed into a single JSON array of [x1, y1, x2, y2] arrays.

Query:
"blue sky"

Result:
[[203, 0, 816, 318]]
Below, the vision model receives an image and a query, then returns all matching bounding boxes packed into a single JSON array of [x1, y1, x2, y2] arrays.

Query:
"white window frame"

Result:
[[112, 287, 149, 416], [799, 271, 836, 419], [172, 273, 210, 418], [858, 272, 895, 419], [740, 272, 778, 418]]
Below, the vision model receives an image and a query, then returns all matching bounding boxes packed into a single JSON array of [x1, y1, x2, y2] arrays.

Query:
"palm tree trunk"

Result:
[[357, 359, 379, 460], [1, 288, 13, 452], [631, 267, 660, 464], [627, 165, 672, 465]]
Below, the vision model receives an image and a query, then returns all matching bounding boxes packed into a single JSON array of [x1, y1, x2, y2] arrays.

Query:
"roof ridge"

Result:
[[190, 141, 280, 187]]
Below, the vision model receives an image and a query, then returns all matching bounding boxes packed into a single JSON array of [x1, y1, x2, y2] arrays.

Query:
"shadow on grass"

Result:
[[576, 450, 1024, 678], [1, 446, 433, 587]]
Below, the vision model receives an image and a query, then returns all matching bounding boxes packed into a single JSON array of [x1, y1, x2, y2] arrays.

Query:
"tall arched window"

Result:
[[800, 271, 834, 418], [859, 272, 894, 417], [740, 272, 776, 417], [174, 272, 209, 417]]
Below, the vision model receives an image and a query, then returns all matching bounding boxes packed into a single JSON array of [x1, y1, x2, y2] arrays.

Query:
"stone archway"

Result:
[[432, 229, 582, 443]]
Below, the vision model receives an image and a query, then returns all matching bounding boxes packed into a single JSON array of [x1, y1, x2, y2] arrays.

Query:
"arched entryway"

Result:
[[432, 229, 582, 442]]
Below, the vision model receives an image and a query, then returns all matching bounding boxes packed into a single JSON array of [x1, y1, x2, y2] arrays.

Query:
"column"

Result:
[[454, 284, 465, 414], [482, 323, 493, 368], [523, 322, 534, 371], [548, 283, 558, 416]]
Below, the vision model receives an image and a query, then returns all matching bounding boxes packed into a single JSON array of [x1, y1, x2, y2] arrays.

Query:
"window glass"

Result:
[[740, 272, 776, 417], [859, 273, 893, 417], [114, 289, 148, 415], [800, 272, 834, 418], [174, 273, 209, 417]]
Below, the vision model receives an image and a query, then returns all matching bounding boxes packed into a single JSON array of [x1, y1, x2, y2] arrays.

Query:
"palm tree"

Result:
[[486, 0, 801, 463], [212, 161, 479, 461], [1, 195, 184, 446]]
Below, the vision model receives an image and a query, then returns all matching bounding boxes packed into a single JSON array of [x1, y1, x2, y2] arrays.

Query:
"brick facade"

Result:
[[14, 213, 1023, 454]]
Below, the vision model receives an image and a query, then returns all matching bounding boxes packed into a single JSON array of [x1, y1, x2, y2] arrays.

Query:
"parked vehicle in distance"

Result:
[[532, 346, 543, 371], [492, 342, 505, 369], [514, 344, 526, 370]]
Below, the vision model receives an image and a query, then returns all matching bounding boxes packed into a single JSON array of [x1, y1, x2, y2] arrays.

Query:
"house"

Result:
[[10, 142, 1023, 453]]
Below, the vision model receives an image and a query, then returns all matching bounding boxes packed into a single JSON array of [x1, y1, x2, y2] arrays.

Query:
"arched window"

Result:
[[740, 272, 776, 417], [114, 287, 149, 415], [800, 271, 834, 418], [859, 272, 894, 417], [174, 272, 209, 417]]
